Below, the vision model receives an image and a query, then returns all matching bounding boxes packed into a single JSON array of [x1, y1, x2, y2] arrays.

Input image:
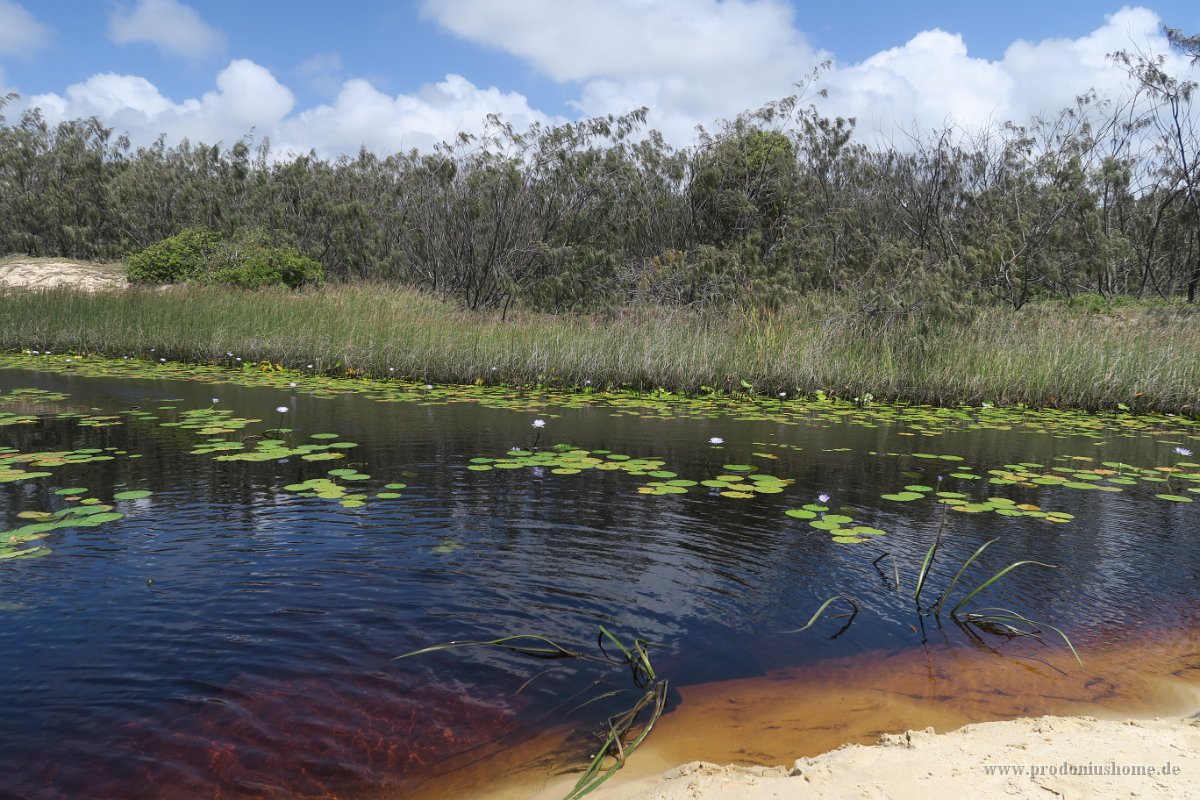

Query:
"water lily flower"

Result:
[[818, 493, 831, 504], [424, 384, 433, 390], [288, 382, 297, 388], [159, 358, 166, 363], [779, 392, 787, 398], [708, 437, 724, 445], [211, 398, 220, 404], [532, 419, 546, 428], [306, 364, 313, 369], [1176, 447, 1193, 457], [276, 406, 289, 414]]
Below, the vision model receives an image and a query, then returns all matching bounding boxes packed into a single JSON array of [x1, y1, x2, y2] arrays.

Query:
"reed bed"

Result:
[[2, 284, 1198, 412]]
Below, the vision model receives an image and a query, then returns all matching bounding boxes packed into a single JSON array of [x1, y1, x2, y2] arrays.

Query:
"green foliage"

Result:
[[124, 227, 221, 284], [1, 59, 1199, 310], [202, 230, 324, 289], [125, 227, 322, 289]]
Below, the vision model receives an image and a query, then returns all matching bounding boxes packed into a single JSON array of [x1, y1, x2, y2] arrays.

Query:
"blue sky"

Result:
[[1, 1, 1197, 155]]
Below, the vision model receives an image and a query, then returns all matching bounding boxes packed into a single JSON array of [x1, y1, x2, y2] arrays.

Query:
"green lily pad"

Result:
[[881, 491, 924, 502]]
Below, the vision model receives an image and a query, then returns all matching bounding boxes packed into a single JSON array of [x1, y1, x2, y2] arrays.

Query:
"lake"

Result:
[[1, 355, 1197, 799]]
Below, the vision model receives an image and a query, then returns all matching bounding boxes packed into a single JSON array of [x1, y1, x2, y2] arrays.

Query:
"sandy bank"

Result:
[[0, 257, 126, 291], [624, 714, 1200, 799]]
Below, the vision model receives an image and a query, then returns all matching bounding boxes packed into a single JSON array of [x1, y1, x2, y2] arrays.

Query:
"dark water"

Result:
[[0, 368, 1197, 799]]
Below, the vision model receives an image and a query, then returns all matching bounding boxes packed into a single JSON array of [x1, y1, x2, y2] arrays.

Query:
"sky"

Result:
[[0, 1, 1197, 157]]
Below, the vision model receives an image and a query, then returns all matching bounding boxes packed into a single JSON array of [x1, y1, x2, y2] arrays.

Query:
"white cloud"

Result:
[[20, 60, 549, 158], [275, 74, 556, 155], [423, 0, 822, 145], [422, 1, 1193, 146], [29, 60, 293, 146], [108, 0, 225, 60], [422, 0, 811, 83], [823, 6, 1188, 139], [6, 4, 1195, 159], [0, 0, 52, 58]]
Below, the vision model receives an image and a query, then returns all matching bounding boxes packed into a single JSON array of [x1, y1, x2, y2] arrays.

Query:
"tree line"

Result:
[[0, 36, 1197, 314]]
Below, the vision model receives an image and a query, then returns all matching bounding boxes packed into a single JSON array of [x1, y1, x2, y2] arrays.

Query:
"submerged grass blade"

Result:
[[914, 502, 949, 606], [394, 634, 581, 661], [397, 627, 665, 800], [564, 680, 668, 800], [786, 595, 861, 634], [932, 538, 998, 616], [949, 561, 1058, 617], [964, 607, 1083, 666]]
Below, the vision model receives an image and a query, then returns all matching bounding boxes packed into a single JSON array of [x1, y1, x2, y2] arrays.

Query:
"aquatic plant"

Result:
[[795, 527, 1079, 665], [396, 626, 666, 799]]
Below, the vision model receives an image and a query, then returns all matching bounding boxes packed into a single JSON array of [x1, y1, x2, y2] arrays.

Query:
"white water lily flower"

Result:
[[532, 419, 547, 428], [1176, 446, 1193, 457], [211, 398, 220, 404], [818, 493, 831, 504], [708, 437, 724, 445], [276, 406, 289, 413]]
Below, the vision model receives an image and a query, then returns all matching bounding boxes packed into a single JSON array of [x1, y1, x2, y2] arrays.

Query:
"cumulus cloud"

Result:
[[0, 0, 52, 58], [824, 6, 1187, 140], [21, 60, 549, 158], [274, 74, 556, 155], [108, 0, 225, 60], [423, 0, 822, 144], [422, 1, 1192, 145], [7, 4, 1196, 158], [29, 60, 293, 146]]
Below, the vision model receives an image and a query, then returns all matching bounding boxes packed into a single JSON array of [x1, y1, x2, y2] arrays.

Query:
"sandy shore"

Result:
[[0, 257, 126, 291], [462, 631, 1200, 800], [621, 714, 1200, 799]]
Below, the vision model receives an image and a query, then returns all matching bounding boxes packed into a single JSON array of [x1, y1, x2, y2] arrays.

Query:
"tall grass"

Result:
[[2, 283, 1198, 411]]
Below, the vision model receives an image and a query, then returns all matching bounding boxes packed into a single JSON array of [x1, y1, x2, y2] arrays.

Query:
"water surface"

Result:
[[1, 363, 1197, 799]]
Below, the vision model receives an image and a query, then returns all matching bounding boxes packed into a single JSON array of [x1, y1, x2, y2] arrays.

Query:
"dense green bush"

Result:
[[202, 230, 324, 289], [125, 227, 221, 284], [125, 227, 323, 289]]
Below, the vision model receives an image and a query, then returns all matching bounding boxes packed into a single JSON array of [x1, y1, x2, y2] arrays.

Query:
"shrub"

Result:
[[125, 228, 323, 289], [125, 227, 221, 284]]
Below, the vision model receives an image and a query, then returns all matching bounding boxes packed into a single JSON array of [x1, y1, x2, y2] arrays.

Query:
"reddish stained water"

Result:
[[34, 673, 528, 800], [3, 368, 1198, 800]]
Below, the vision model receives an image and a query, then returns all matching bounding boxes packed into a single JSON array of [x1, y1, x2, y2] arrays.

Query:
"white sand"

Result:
[[624, 715, 1200, 799], [0, 258, 125, 291]]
